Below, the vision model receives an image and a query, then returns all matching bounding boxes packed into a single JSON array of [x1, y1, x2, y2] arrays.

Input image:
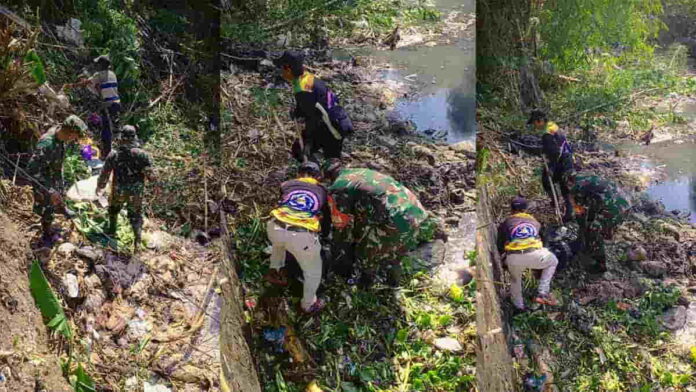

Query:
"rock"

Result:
[[377, 135, 398, 148], [639, 260, 667, 277], [83, 291, 105, 312], [57, 242, 77, 256], [458, 267, 474, 286], [364, 111, 378, 123], [626, 245, 647, 261], [62, 274, 79, 298], [275, 33, 291, 47], [83, 274, 102, 290], [432, 337, 462, 352], [76, 246, 101, 262], [145, 230, 175, 250], [661, 306, 688, 331], [126, 319, 151, 341]]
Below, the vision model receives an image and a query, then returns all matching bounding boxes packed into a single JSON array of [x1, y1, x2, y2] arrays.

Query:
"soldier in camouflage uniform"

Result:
[[27, 115, 87, 246], [326, 166, 437, 286], [569, 173, 630, 272], [96, 125, 154, 253]]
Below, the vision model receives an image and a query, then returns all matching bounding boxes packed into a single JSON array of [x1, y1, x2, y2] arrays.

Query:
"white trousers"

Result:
[[266, 220, 322, 310], [507, 247, 558, 309]]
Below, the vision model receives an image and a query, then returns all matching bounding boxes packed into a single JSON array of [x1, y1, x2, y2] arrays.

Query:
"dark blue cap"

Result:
[[511, 196, 528, 210]]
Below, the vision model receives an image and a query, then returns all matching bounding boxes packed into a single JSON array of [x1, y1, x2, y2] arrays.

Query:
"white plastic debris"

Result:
[[55, 18, 85, 47], [66, 175, 110, 202], [62, 273, 79, 298], [433, 337, 463, 352]]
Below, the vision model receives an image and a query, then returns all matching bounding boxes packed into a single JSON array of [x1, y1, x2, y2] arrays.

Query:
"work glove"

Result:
[[49, 190, 63, 208]]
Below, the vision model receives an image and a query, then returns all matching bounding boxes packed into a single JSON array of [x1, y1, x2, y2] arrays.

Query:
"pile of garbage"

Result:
[[32, 187, 222, 391]]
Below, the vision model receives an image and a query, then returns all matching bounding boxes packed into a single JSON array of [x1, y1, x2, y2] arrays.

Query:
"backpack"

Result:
[[313, 80, 353, 137]]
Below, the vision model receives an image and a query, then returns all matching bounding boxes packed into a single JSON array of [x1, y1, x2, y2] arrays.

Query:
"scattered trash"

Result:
[[262, 326, 287, 353], [55, 18, 84, 46], [306, 381, 323, 392], [626, 245, 647, 261], [62, 273, 79, 298], [513, 343, 527, 359], [94, 255, 145, 294], [143, 381, 172, 392], [127, 319, 151, 341], [432, 337, 463, 352], [523, 373, 547, 391]]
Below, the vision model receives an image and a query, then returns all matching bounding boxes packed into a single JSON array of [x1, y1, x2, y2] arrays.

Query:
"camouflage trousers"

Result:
[[333, 219, 419, 284], [108, 191, 144, 232], [32, 187, 55, 231], [578, 215, 607, 265]]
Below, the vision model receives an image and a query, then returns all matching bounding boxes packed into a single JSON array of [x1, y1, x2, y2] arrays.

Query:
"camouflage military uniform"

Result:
[[571, 174, 630, 269], [27, 116, 87, 238], [97, 137, 153, 248], [328, 168, 434, 283]]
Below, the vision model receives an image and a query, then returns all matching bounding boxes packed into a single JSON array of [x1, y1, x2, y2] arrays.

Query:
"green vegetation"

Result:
[[235, 218, 476, 392], [511, 279, 692, 391], [29, 260, 73, 339], [224, 0, 441, 45], [478, 0, 696, 389]]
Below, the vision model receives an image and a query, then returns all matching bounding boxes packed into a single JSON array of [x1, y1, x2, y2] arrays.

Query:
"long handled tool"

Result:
[[543, 159, 563, 224], [295, 120, 308, 163]]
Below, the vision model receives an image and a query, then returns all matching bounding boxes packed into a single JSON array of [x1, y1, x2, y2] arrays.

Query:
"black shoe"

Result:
[[386, 264, 402, 287]]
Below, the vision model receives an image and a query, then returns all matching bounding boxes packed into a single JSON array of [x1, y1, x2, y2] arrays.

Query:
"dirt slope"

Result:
[[0, 181, 70, 392]]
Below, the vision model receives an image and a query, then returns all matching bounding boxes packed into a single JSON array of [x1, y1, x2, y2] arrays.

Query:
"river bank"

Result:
[[221, 2, 477, 387]]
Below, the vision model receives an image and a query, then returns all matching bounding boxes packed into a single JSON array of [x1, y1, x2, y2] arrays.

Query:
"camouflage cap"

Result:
[[510, 196, 528, 210], [121, 125, 137, 139], [62, 115, 87, 134], [93, 54, 111, 65]]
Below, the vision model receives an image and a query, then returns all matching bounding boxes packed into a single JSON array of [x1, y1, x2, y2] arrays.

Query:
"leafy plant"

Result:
[[29, 260, 72, 339]]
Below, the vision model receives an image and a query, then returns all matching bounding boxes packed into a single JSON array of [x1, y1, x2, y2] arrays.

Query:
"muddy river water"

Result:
[[620, 99, 696, 223], [335, 0, 475, 143]]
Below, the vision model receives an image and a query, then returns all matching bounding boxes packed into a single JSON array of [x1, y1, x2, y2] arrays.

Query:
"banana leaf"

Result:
[[29, 260, 73, 339]]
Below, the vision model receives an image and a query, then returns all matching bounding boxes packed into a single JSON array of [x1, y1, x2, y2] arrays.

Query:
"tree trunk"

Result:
[[475, 185, 518, 392], [219, 208, 262, 392]]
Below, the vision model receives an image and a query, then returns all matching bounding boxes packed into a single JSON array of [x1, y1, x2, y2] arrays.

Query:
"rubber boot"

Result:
[[133, 225, 142, 254], [386, 263, 402, 287], [106, 213, 118, 236], [40, 221, 54, 248]]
